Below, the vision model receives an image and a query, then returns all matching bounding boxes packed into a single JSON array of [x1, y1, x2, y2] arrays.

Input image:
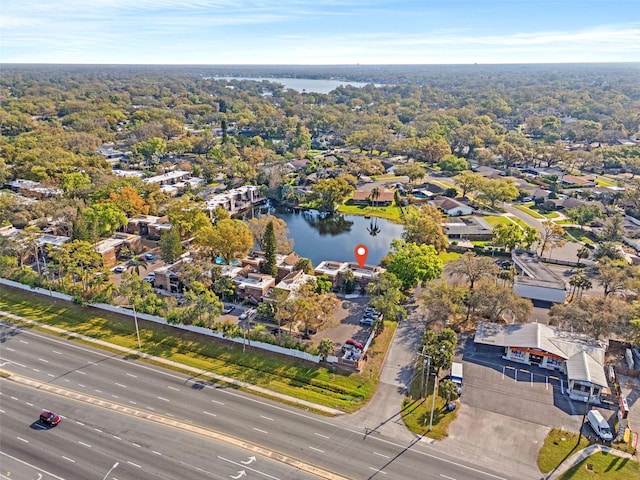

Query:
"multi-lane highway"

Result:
[[0, 319, 508, 480]]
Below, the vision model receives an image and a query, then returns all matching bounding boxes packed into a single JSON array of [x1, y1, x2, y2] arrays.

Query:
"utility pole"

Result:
[[577, 386, 594, 445], [429, 375, 439, 431], [417, 347, 431, 399]]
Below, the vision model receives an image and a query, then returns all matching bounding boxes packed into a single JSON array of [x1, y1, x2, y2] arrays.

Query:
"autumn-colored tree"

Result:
[[247, 215, 293, 254], [449, 252, 500, 290], [109, 186, 150, 217], [402, 204, 449, 252], [537, 222, 566, 258]]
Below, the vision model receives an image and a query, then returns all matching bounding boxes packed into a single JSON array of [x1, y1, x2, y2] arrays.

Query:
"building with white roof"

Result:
[[474, 321, 609, 403]]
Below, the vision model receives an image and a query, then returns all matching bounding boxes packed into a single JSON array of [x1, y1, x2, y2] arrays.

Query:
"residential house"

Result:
[[351, 188, 395, 206], [474, 321, 608, 404], [4, 179, 63, 198], [265, 270, 316, 302], [444, 217, 494, 241], [144, 170, 192, 187], [125, 215, 163, 236], [241, 251, 299, 282], [560, 175, 596, 188], [94, 233, 142, 267], [205, 185, 262, 215], [429, 196, 473, 216]]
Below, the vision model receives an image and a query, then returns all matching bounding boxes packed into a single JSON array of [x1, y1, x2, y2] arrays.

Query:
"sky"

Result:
[[1, 0, 639, 65]]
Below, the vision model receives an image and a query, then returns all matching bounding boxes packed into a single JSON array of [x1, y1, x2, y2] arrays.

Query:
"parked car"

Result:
[[112, 265, 127, 274], [142, 272, 155, 283], [239, 308, 256, 320], [359, 317, 374, 326], [39, 410, 61, 426], [345, 338, 364, 349], [144, 253, 155, 261], [223, 304, 235, 314]]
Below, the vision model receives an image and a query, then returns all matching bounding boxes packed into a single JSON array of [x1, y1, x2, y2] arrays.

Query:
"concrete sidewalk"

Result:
[[0, 310, 344, 416], [546, 444, 638, 479]]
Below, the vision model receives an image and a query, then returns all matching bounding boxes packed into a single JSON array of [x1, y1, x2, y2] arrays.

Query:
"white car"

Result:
[[113, 265, 127, 273], [239, 308, 255, 320], [142, 272, 155, 282]]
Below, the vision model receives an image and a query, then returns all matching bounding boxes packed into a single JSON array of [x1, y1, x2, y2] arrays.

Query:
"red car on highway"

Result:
[[39, 410, 61, 426]]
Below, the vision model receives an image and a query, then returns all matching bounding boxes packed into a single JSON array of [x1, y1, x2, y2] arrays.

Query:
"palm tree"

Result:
[[568, 272, 593, 302], [369, 187, 380, 207], [317, 338, 335, 362], [576, 245, 591, 267], [438, 378, 459, 403]]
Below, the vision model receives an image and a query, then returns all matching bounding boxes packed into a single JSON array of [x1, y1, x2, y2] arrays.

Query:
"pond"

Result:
[[244, 206, 404, 266], [208, 76, 380, 94]]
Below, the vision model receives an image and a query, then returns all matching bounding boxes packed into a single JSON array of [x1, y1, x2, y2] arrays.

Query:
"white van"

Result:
[[450, 362, 463, 395], [587, 409, 613, 441]]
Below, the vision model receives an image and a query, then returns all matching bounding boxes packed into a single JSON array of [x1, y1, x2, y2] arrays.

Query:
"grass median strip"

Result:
[[0, 287, 393, 413]]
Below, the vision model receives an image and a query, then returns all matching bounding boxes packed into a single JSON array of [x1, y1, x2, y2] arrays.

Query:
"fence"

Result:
[[0, 277, 334, 364]]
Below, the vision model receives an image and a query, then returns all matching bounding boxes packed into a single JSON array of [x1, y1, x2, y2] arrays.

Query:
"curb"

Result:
[[0, 310, 344, 416]]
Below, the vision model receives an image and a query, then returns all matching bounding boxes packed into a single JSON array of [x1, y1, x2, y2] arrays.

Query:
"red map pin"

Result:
[[354, 244, 368, 268]]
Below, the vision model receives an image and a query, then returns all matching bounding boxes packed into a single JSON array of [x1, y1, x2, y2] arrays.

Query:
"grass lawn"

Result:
[[337, 202, 406, 222], [401, 375, 458, 440], [538, 429, 592, 473], [439, 251, 462, 264], [564, 227, 596, 244], [514, 204, 545, 219], [595, 177, 618, 187], [483, 215, 513, 227], [558, 452, 640, 479], [0, 287, 397, 414]]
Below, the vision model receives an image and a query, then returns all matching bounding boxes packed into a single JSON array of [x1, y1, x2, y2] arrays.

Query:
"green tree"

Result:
[[166, 195, 210, 239], [342, 269, 356, 294], [294, 257, 314, 274], [600, 213, 625, 242], [394, 162, 426, 184], [195, 219, 253, 264], [159, 227, 183, 264], [565, 204, 602, 230], [314, 275, 332, 294], [317, 338, 335, 362], [83, 202, 127, 238], [438, 154, 468, 174], [453, 171, 482, 198], [439, 378, 459, 403], [385, 240, 443, 290], [476, 178, 519, 208], [366, 271, 406, 321], [422, 328, 457, 375], [247, 215, 293, 254], [402, 204, 449, 252], [492, 223, 524, 252], [308, 178, 354, 213], [133, 137, 167, 161], [262, 220, 278, 277]]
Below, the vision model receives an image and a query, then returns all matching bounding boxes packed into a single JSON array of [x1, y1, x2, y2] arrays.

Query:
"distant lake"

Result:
[[244, 206, 404, 266], [209, 76, 380, 94]]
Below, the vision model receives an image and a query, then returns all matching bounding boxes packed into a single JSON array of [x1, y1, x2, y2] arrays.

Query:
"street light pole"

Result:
[[102, 461, 119, 480], [121, 305, 141, 349], [429, 374, 439, 431]]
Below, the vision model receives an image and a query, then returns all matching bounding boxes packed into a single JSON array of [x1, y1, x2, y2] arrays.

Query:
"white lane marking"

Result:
[[440, 475, 456, 480], [157, 396, 170, 402], [152, 451, 162, 456], [0, 358, 26, 368], [148, 406, 155, 411], [95, 389, 102, 393], [19, 340, 28, 344], [17, 437, 29, 443], [369, 467, 386, 474], [38, 358, 49, 363], [112, 395, 119, 399], [113, 435, 121, 440], [203, 411, 216, 417], [1, 451, 66, 480], [168, 386, 180, 391], [63, 379, 70, 382], [0, 409, 5, 413], [129, 400, 137, 405], [62, 456, 75, 463], [373, 452, 390, 459], [211, 399, 224, 405], [94, 428, 102, 433], [26, 402, 34, 407], [314, 432, 329, 439], [32, 369, 40, 373], [253, 427, 268, 434], [78, 441, 92, 448], [10, 396, 18, 401], [76, 371, 86, 375], [132, 443, 141, 448], [5, 347, 15, 352], [47, 373, 54, 377], [126, 373, 137, 378], [260, 415, 274, 421], [115, 383, 127, 388], [78, 384, 85, 388], [127, 461, 142, 468], [308, 446, 324, 453], [52, 350, 63, 355], [76, 421, 85, 426]]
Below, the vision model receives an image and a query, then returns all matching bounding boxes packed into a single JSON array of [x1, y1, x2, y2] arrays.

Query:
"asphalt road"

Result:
[[0, 381, 321, 480], [0, 319, 509, 480]]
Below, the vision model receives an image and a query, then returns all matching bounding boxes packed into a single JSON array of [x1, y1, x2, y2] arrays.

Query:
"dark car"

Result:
[[39, 410, 61, 426], [223, 304, 235, 314]]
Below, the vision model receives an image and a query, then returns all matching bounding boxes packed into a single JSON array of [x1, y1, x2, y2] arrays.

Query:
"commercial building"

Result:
[[474, 321, 609, 403], [512, 250, 567, 304]]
